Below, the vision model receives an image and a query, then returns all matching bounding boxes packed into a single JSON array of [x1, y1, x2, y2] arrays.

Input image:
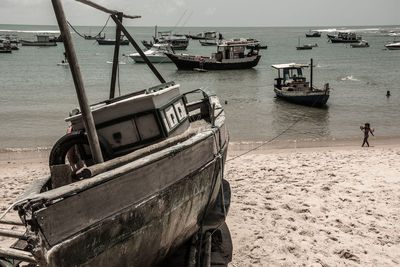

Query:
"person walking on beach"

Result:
[[360, 123, 374, 147]]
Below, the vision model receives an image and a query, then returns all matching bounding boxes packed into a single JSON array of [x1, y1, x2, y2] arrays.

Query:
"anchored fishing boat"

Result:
[[128, 43, 173, 63], [0, 1, 232, 267], [21, 34, 57, 46], [327, 32, 361, 43], [271, 59, 330, 107], [305, 30, 321, 38], [350, 40, 369, 48], [166, 38, 261, 70]]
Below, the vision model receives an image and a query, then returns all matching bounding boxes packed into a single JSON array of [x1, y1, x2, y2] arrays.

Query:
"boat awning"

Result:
[[271, 63, 309, 70]]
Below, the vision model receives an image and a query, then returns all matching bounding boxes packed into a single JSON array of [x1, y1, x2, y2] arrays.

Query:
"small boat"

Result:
[[199, 38, 218, 46], [128, 43, 173, 63], [296, 38, 314, 50], [97, 38, 129, 45], [271, 59, 330, 107], [305, 30, 321, 38], [141, 40, 153, 49], [327, 32, 361, 43], [156, 32, 189, 50], [350, 40, 369, 48], [0, 1, 232, 267], [21, 34, 57, 46], [385, 41, 400, 50], [188, 31, 218, 40], [84, 33, 106, 40], [166, 38, 261, 70], [57, 52, 69, 66], [0, 39, 13, 53], [245, 39, 268, 49]]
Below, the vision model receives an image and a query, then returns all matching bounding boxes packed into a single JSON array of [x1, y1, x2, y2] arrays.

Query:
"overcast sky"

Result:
[[0, 0, 399, 27]]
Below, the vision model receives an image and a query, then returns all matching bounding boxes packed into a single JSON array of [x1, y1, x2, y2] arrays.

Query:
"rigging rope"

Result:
[[67, 16, 110, 39]]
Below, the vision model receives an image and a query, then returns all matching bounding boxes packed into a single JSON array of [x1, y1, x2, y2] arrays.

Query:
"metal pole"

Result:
[[109, 13, 123, 99], [110, 15, 166, 84], [51, 0, 104, 164], [310, 58, 313, 89]]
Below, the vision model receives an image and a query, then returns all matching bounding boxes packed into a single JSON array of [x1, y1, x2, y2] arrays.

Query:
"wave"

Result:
[[341, 75, 359, 81]]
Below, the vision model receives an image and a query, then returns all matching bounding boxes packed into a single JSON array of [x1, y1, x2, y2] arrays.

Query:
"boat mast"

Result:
[[109, 12, 123, 99], [310, 58, 313, 89], [51, 0, 104, 163]]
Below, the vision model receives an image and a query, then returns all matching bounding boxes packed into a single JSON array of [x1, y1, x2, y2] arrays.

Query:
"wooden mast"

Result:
[[310, 58, 313, 89], [109, 12, 123, 99], [51, 0, 104, 163]]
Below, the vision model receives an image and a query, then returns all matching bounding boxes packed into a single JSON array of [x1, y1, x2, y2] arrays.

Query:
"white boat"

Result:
[[128, 43, 172, 63], [351, 40, 369, 48], [385, 41, 400, 50]]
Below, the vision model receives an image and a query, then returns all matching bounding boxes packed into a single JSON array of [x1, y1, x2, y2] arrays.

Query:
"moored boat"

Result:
[[385, 41, 400, 50], [128, 43, 172, 63], [327, 32, 361, 43], [166, 38, 261, 70], [271, 59, 330, 107], [21, 34, 57, 46], [0, 1, 232, 267], [199, 38, 218, 46], [305, 30, 321, 37], [97, 37, 129, 45], [350, 40, 369, 48]]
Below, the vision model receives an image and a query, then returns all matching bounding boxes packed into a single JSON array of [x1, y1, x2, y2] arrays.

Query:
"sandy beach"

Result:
[[1, 138, 400, 266]]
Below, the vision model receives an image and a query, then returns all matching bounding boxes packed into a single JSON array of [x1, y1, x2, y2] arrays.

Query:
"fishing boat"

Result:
[[0, 40, 12, 53], [166, 38, 261, 70], [305, 30, 321, 38], [385, 41, 400, 50], [271, 59, 330, 107], [21, 34, 57, 46], [0, 1, 232, 267], [327, 32, 361, 43], [296, 38, 315, 50], [128, 43, 173, 63], [199, 38, 218, 46], [188, 31, 217, 40], [97, 37, 129, 45], [156, 31, 189, 50], [84, 33, 106, 40], [350, 40, 369, 48]]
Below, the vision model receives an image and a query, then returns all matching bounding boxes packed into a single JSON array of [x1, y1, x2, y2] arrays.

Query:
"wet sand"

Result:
[[1, 138, 400, 266]]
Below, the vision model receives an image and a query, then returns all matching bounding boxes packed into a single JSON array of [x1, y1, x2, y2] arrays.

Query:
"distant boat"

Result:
[[245, 39, 268, 49], [84, 33, 105, 40], [188, 31, 218, 40], [21, 35, 57, 46], [328, 32, 361, 43], [385, 41, 400, 50], [97, 38, 129, 45], [305, 30, 321, 38], [199, 39, 218, 46], [128, 43, 173, 63], [296, 38, 314, 50], [271, 59, 330, 107], [166, 38, 261, 70], [350, 40, 369, 48]]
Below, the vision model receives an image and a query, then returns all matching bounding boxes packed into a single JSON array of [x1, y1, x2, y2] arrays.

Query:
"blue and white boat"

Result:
[[271, 59, 330, 107]]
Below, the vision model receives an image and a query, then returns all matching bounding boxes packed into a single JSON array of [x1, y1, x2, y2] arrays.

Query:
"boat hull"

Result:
[[97, 39, 129, 45], [166, 53, 261, 70], [274, 87, 329, 107], [385, 45, 400, 50], [20, 41, 57, 46], [130, 54, 172, 63]]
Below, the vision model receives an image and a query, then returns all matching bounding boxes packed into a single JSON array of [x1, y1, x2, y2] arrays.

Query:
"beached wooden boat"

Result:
[[272, 59, 330, 107], [0, 1, 232, 266], [166, 38, 261, 70]]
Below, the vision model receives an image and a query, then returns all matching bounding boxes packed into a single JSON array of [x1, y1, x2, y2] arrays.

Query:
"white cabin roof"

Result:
[[271, 63, 309, 70]]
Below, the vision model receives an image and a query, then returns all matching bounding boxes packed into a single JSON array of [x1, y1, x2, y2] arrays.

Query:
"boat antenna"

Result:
[[52, 0, 104, 163]]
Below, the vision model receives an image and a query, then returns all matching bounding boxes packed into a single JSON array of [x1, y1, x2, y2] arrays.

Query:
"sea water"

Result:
[[0, 25, 399, 150]]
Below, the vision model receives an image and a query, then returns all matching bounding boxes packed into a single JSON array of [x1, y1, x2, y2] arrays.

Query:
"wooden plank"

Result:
[[0, 247, 36, 263], [36, 135, 216, 246], [0, 229, 25, 239], [75, 0, 141, 19], [0, 220, 23, 226], [51, 0, 104, 164]]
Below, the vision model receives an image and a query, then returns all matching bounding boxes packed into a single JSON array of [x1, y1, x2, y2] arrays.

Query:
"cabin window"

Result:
[[98, 120, 140, 149], [136, 113, 160, 140], [164, 105, 179, 129], [173, 99, 187, 122]]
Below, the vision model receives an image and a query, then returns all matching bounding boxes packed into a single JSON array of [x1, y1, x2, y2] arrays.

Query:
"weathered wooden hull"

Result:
[[274, 87, 329, 107], [16, 95, 229, 267], [166, 53, 261, 70]]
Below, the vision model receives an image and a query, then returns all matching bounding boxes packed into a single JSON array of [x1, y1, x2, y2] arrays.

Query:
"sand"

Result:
[[1, 141, 400, 266]]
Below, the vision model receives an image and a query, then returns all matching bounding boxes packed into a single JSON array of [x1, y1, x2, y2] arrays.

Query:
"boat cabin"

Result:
[[272, 63, 309, 89], [66, 82, 190, 157], [213, 38, 259, 61], [36, 34, 52, 43]]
